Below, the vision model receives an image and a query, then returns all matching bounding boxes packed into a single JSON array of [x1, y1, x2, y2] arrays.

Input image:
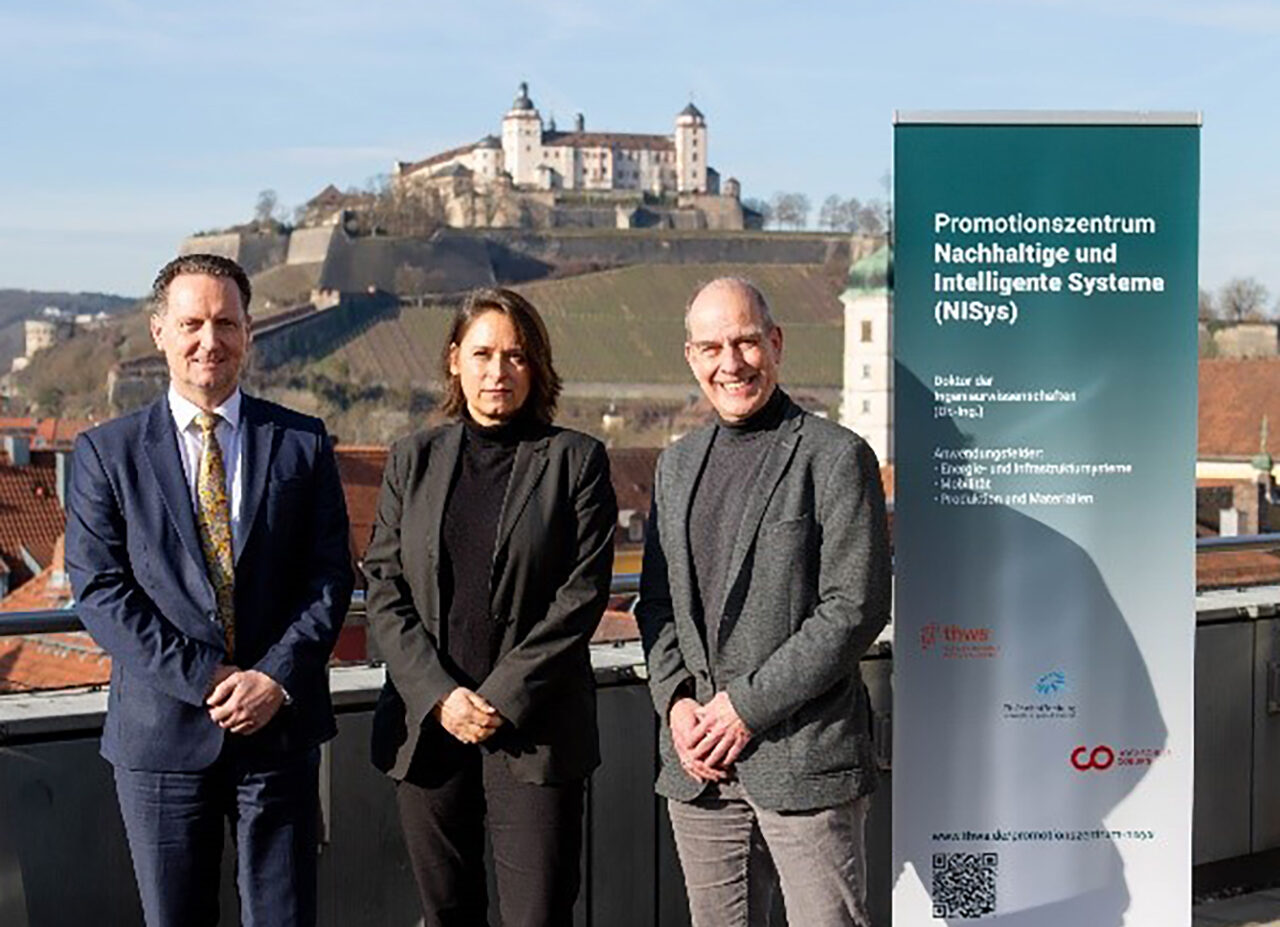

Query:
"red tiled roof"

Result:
[[0, 537, 70, 613], [1197, 549, 1280, 590], [400, 142, 479, 177], [1200, 358, 1280, 458], [880, 464, 894, 503], [306, 184, 343, 205], [608, 448, 659, 514], [543, 131, 674, 152], [0, 417, 94, 449], [335, 445, 389, 574], [592, 609, 639, 644], [0, 454, 65, 589], [0, 540, 105, 694], [0, 632, 110, 693], [33, 418, 95, 448]]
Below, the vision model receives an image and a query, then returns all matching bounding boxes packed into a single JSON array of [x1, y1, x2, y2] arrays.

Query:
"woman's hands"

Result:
[[434, 687, 505, 744]]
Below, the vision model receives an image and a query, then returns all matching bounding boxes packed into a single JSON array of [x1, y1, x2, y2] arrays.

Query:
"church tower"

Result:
[[840, 244, 893, 464], [501, 82, 543, 187], [674, 103, 707, 194]]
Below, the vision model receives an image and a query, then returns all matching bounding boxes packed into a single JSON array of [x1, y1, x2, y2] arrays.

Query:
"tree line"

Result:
[[740, 193, 890, 234], [1200, 277, 1278, 322]]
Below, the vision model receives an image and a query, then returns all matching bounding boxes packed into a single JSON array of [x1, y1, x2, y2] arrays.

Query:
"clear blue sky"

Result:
[[1, 0, 1276, 301]]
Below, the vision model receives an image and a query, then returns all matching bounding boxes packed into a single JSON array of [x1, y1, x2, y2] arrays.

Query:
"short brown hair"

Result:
[[439, 288, 561, 424], [151, 253, 252, 316]]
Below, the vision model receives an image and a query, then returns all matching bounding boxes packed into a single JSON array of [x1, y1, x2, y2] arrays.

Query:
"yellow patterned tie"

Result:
[[195, 412, 235, 656]]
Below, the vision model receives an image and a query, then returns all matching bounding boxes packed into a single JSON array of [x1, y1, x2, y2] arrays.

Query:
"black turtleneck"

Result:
[[688, 387, 789, 677], [439, 413, 530, 688]]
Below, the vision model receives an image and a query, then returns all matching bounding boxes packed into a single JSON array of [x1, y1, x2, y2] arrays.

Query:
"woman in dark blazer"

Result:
[[364, 288, 617, 927]]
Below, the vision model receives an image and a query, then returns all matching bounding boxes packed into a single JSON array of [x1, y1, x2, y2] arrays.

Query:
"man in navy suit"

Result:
[[65, 253, 354, 927]]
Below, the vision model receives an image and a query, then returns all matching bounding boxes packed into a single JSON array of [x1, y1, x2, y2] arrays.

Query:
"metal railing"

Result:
[[2, 531, 1278, 641], [0, 572, 647, 639]]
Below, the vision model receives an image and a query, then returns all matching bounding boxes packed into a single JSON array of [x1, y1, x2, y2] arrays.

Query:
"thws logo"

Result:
[[919, 623, 999, 659]]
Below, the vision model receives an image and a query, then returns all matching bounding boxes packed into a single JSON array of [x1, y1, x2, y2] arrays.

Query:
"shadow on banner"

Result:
[[892, 363, 1166, 926]]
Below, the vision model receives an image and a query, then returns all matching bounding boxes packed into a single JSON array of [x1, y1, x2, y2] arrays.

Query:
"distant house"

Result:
[[1201, 320, 1278, 359], [0, 536, 109, 694], [0, 441, 74, 597]]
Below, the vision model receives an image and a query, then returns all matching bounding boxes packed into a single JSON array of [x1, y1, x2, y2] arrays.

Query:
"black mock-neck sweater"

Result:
[[688, 387, 788, 678], [440, 413, 532, 688]]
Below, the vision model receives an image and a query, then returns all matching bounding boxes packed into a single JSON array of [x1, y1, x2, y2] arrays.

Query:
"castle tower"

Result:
[[501, 82, 543, 187], [674, 102, 707, 194], [840, 244, 893, 464]]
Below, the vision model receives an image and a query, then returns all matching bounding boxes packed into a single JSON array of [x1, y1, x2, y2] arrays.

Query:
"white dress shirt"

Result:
[[167, 386, 245, 550]]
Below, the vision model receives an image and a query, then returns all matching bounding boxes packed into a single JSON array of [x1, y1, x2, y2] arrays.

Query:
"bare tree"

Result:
[[771, 192, 811, 230], [818, 195, 845, 231], [741, 197, 773, 227], [792, 193, 811, 229], [854, 201, 886, 236], [1198, 288, 1216, 321], [254, 189, 279, 225], [353, 176, 445, 238], [1219, 277, 1271, 322], [841, 196, 862, 232], [770, 192, 796, 229]]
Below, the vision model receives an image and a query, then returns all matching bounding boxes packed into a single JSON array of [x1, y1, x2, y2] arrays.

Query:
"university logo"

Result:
[[1071, 744, 1168, 771], [920, 623, 998, 659], [921, 623, 939, 651], [1035, 671, 1066, 695], [1070, 745, 1115, 771]]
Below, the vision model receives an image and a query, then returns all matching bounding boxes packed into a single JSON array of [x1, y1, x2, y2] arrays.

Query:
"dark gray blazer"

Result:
[[364, 420, 617, 785], [637, 395, 891, 811]]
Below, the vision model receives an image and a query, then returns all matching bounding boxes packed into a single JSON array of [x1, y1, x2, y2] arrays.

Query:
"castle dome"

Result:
[[511, 81, 535, 112], [846, 244, 893, 294]]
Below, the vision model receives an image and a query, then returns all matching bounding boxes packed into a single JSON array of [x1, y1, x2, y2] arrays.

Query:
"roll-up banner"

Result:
[[891, 113, 1199, 926]]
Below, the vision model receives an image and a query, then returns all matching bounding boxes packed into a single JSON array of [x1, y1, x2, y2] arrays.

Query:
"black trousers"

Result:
[[396, 741, 585, 927]]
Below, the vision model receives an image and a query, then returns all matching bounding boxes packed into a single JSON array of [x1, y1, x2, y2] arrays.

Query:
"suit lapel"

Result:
[[493, 432, 550, 560], [716, 409, 803, 622], [672, 427, 715, 672], [398, 423, 462, 628], [419, 423, 464, 572], [234, 395, 279, 564], [142, 399, 207, 577]]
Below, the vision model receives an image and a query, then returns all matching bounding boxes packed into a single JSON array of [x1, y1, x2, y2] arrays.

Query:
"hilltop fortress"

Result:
[[381, 83, 757, 231], [150, 86, 864, 427]]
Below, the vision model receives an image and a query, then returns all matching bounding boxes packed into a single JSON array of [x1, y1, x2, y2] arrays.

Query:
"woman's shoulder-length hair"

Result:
[[438, 287, 562, 424]]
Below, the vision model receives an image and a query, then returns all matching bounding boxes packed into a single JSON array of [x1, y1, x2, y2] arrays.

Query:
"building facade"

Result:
[[395, 83, 714, 197], [840, 245, 893, 465]]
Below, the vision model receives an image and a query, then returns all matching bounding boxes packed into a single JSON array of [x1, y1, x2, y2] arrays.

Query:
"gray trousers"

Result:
[[667, 781, 871, 927]]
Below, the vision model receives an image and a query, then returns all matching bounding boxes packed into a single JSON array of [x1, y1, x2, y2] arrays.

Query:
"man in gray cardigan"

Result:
[[637, 277, 891, 927]]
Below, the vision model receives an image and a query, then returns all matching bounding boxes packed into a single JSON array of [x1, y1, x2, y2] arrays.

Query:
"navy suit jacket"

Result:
[[65, 394, 354, 772]]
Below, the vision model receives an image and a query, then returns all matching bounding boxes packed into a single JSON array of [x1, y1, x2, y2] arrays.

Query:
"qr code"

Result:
[[931, 852, 997, 919]]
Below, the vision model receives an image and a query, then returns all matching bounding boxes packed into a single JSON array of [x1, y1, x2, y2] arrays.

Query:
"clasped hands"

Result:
[[670, 691, 753, 782], [205, 664, 286, 735], [434, 687, 505, 745]]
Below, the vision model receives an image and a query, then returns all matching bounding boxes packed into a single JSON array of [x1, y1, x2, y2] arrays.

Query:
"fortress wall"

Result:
[[287, 226, 340, 265], [468, 229, 852, 269], [179, 233, 242, 261]]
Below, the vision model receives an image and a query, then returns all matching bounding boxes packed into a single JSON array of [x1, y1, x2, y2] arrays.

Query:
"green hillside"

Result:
[[319, 263, 845, 389]]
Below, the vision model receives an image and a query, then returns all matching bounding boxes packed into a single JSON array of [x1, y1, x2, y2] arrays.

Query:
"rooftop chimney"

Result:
[[574, 113, 585, 132], [55, 450, 70, 510], [4, 435, 30, 467]]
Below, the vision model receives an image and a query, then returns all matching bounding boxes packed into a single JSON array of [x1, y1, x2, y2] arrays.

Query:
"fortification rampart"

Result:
[[459, 229, 853, 271]]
